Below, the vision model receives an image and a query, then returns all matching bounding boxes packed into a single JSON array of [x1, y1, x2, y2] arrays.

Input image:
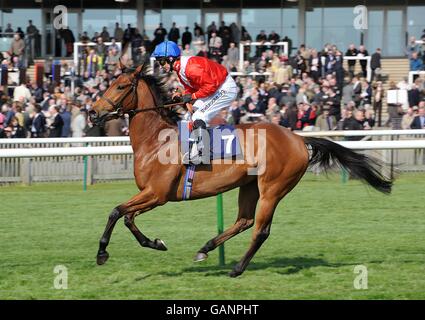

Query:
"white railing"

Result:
[[0, 146, 132, 158], [297, 129, 425, 137], [238, 41, 289, 71], [1, 129, 424, 145], [1, 140, 425, 158], [0, 129, 425, 158], [230, 71, 273, 78], [73, 41, 122, 69], [409, 70, 425, 85], [0, 136, 130, 145], [343, 56, 372, 82], [1, 130, 424, 184], [0, 137, 133, 184]]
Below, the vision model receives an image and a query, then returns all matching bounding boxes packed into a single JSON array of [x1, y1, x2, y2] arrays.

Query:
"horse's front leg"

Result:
[[96, 206, 124, 265], [124, 213, 167, 251], [96, 190, 166, 265], [122, 191, 168, 250]]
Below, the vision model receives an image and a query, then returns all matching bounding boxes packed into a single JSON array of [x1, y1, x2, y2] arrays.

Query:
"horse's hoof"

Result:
[[194, 252, 208, 262], [154, 239, 168, 251], [96, 252, 109, 265], [229, 269, 243, 278]]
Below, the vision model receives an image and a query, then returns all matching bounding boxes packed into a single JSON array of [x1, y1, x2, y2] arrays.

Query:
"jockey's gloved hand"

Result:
[[182, 94, 193, 104], [171, 91, 182, 101]]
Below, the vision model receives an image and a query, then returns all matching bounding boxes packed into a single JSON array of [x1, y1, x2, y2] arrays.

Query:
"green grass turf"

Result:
[[0, 172, 424, 300]]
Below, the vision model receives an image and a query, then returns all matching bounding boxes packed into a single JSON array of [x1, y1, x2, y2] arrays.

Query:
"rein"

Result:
[[92, 75, 186, 125], [125, 101, 186, 117]]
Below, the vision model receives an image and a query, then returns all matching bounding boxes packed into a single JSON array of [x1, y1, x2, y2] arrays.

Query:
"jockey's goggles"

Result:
[[157, 58, 168, 66], [157, 56, 177, 66]]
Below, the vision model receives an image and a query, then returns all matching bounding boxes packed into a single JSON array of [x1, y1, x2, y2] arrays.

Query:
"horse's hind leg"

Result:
[[194, 182, 259, 262], [96, 207, 124, 265], [229, 159, 308, 278], [228, 196, 279, 277]]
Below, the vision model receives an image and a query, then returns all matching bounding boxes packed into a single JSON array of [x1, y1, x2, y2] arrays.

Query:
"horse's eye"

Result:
[[117, 85, 125, 90]]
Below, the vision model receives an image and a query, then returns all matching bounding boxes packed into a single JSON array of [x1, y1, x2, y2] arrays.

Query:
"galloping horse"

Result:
[[90, 63, 392, 277]]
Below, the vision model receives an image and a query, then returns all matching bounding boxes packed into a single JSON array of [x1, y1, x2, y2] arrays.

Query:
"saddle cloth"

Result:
[[178, 120, 243, 161], [178, 121, 243, 200]]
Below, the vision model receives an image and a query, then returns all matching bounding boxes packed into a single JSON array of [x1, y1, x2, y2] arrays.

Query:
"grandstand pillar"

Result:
[[77, 11, 83, 39], [136, 0, 145, 35], [41, 9, 47, 57], [298, 0, 306, 46]]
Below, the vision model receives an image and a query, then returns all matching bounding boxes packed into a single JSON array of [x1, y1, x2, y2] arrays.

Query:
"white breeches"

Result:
[[191, 74, 238, 125]]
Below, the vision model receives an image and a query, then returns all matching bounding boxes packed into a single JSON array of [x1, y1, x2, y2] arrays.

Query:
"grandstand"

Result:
[[0, 0, 424, 140], [348, 58, 411, 121]]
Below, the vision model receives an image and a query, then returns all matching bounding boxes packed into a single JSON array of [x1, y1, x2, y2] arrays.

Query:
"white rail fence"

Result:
[[238, 41, 289, 71], [73, 41, 122, 72], [0, 138, 133, 184], [1, 129, 425, 185], [343, 56, 372, 82], [409, 70, 425, 85]]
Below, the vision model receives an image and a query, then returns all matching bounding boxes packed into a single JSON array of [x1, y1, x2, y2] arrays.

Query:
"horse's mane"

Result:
[[135, 63, 183, 125]]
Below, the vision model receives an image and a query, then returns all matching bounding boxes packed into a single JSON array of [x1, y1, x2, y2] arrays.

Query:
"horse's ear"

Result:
[[134, 63, 145, 75], [118, 58, 126, 71]]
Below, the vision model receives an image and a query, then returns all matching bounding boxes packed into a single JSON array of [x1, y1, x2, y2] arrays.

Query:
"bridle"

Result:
[[90, 72, 185, 126]]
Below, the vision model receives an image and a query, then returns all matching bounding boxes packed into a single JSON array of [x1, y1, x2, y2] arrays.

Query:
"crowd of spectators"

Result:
[[1, 21, 425, 139]]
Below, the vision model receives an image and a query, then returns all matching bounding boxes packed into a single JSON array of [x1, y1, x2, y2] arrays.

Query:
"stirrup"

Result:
[[182, 151, 190, 164], [182, 151, 202, 165], [182, 141, 203, 165]]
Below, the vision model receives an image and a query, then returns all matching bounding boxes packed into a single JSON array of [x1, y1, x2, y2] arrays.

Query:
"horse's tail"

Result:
[[303, 137, 393, 194]]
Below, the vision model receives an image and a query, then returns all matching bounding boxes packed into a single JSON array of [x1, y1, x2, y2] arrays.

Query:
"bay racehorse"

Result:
[[90, 63, 392, 277]]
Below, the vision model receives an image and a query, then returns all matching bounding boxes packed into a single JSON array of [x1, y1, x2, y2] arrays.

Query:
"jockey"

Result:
[[152, 41, 238, 164]]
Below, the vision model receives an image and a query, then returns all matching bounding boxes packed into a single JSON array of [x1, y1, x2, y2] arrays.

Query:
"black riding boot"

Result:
[[185, 119, 208, 165]]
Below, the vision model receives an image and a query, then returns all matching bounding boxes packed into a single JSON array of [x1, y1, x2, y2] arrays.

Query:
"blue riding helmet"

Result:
[[151, 41, 181, 58]]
